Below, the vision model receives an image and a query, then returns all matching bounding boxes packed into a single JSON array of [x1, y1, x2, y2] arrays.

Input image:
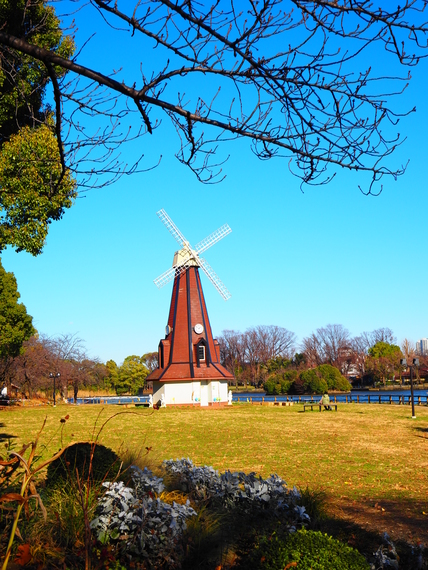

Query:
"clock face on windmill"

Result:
[[194, 323, 204, 334]]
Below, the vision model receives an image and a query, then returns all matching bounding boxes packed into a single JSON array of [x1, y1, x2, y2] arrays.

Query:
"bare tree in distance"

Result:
[[361, 327, 397, 349], [250, 325, 297, 362], [2, 1, 428, 192], [220, 325, 296, 384], [350, 334, 369, 381], [142, 352, 159, 374], [300, 333, 322, 368], [249, 325, 296, 382], [302, 324, 351, 370], [401, 338, 416, 360], [42, 333, 111, 400], [43, 333, 87, 399], [46, 332, 85, 359], [67, 358, 109, 401], [218, 329, 246, 384], [350, 327, 397, 381], [6, 336, 54, 397]]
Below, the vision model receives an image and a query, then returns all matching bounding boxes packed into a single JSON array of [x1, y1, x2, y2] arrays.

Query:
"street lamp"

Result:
[[49, 373, 60, 407], [400, 358, 419, 419]]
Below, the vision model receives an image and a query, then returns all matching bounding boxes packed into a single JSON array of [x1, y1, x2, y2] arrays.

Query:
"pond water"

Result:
[[70, 395, 148, 405], [233, 389, 428, 405], [69, 389, 428, 405]]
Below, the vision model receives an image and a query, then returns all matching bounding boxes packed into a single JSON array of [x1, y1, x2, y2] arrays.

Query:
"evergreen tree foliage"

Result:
[[0, 259, 35, 360], [0, 125, 77, 254], [0, 0, 76, 255], [300, 369, 328, 395], [0, 0, 74, 143], [105, 356, 149, 395], [366, 341, 402, 383], [317, 364, 351, 391]]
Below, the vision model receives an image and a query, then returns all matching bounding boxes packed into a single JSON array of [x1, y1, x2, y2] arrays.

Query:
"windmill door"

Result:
[[200, 381, 208, 406]]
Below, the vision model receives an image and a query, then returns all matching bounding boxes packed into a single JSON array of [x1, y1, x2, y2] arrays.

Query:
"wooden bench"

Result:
[[303, 403, 338, 412]]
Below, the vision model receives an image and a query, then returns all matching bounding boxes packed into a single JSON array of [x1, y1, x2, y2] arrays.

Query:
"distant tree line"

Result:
[[218, 326, 297, 386], [2, 258, 427, 399], [219, 325, 428, 394], [0, 253, 160, 400], [0, 332, 158, 400]]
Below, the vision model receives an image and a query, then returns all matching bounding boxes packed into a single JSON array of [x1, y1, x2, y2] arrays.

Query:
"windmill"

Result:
[[146, 209, 234, 407], [154, 208, 232, 301]]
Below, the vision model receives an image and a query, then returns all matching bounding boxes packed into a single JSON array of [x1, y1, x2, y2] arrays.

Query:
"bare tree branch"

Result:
[[2, 0, 428, 190]]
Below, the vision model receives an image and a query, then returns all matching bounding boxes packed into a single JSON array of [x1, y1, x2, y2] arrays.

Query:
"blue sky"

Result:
[[2, 3, 428, 364]]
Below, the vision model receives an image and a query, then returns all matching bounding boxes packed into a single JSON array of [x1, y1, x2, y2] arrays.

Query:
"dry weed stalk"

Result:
[[0, 417, 75, 570]]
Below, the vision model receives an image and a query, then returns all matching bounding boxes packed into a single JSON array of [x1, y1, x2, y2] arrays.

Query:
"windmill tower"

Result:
[[147, 209, 234, 407]]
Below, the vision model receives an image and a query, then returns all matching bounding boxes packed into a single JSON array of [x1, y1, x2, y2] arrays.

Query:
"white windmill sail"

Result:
[[195, 224, 232, 255], [157, 208, 188, 247], [199, 258, 231, 301], [154, 209, 232, 300]]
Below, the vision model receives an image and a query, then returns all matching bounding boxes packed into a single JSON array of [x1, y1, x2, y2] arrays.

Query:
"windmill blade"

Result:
[[154, 261, 192, 289], [157, 209, 189, 247], [194, 224, 232, 255], [154, 266, 177, 289], [199, 258, 231, 301]]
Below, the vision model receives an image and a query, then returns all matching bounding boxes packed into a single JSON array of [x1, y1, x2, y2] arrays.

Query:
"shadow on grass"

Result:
[[325, 495, 428, 570], [179, 489, 428, 570], [314, 514, 425, 570], [0, 422, 17, 443], [206, 511, 380, 570], [222, 500, 428, 570]]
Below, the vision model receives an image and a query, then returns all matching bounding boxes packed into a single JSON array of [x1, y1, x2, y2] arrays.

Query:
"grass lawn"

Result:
[[1, 401, 428, 544]]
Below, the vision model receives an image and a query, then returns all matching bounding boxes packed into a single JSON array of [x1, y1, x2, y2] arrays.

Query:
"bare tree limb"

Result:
[[2, 0, 428, 190]]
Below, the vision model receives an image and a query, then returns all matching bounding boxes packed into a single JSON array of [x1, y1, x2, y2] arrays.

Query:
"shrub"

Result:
[[298, 487, 327, 528], [317, 364, 351, 391], [280, 380, 292, 394], [282, 370, 299, 384], [46, 442, 121, 487], [30, 483, 98, 558], [288, 376, 305, 395], [334, 374, 352, 391], [264, 377, 292, 394], [300, 369, 328, 394], [91, 465, 197, 567], [263, 379, 276, 394], [162, 459, 309, 530], [245, 529, 370, 570], [264, 378, 281, 395], [91, 461, 312, 569]]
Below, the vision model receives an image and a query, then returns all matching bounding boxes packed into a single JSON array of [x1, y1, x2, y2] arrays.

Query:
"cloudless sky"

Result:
[[2, 2, 428, 364]]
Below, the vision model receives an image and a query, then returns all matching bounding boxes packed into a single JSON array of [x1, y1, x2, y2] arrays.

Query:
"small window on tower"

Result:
[[198, 344, 206, 361]]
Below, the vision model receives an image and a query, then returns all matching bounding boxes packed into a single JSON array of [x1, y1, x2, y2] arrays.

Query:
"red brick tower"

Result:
[[147, 209, 234, 406]]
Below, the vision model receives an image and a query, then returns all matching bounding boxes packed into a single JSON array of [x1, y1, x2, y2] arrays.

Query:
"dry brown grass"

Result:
[[1, 402, 427, 542]]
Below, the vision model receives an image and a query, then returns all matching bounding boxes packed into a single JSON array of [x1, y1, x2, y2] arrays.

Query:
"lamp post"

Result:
[[49, 373, 60, 407], [400, 358, 419, 419]]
